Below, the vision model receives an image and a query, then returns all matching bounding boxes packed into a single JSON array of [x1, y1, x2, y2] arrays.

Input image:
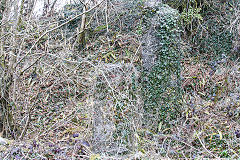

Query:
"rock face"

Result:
[[92, 97, 116, 154], [92, 63, 140, 154], [141, 3, 182, 131], [91, 0, 182, 154], [144, 0, 162, 7]]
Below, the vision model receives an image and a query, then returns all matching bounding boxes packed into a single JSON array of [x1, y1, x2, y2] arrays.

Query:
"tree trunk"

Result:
[[0, 0, 21, 138], [77, 0, 87, 49]]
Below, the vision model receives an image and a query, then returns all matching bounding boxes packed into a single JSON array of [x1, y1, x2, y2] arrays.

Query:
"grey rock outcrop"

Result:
[[92, 63, 140, 154]]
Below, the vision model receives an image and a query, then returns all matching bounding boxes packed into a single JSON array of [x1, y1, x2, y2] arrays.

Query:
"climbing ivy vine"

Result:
[[141, 4, 183, 132]]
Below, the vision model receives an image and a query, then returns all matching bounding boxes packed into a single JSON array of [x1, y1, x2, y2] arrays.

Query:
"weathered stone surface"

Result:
[[144, 0, 162, 7], [92, 63, 140, 154]]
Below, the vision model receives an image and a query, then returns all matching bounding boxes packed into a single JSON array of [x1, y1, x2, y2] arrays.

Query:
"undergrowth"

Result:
[[0, 0, 240, 159]]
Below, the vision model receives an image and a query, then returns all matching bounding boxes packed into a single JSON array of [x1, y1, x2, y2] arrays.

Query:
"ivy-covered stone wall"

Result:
[[141, 3, 182, 132]]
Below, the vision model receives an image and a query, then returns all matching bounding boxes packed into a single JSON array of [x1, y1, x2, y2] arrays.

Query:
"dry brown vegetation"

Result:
[[0, 0, 239, 159]]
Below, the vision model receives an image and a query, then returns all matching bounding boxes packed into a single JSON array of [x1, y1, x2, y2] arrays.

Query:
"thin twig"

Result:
[[15, 0, 106, 68], [197, 133, 219, 159], [18, 95, 40, 140]]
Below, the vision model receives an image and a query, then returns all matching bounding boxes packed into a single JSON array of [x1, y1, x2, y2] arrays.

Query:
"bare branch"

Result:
[[15, 0, 106, 68]]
